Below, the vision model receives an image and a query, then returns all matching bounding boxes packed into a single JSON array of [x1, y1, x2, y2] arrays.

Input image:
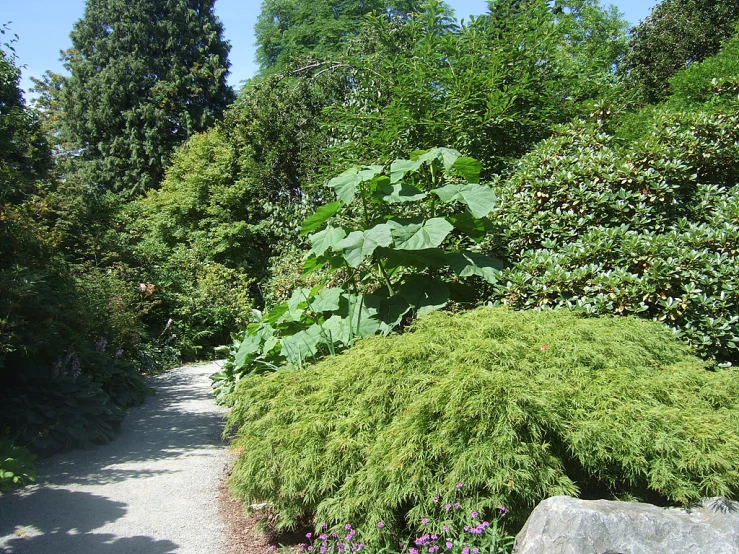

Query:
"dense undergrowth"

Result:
[[226, 308, 739, 538]]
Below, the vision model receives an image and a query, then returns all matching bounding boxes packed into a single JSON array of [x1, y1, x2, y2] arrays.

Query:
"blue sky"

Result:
[[4, 0, 659, 96]]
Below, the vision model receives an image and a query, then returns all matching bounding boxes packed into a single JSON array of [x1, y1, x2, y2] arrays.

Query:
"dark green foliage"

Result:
[[0, 40, 151, 464], [226, 308, 739, 535], [0, 375, 127, 456], [62, 0, 234, 193], [488, 43, 739, 364], [0, 439, 36, 493], [622, 0, 739, 103], [325, 0, 627, 177], [255, 0, 422, 73]]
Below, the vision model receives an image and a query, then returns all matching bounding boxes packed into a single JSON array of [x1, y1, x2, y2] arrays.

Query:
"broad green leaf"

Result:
[[382, 248, 447, 270], [447, 281, 477, 303], [321, 315, 353, 346], [301, 201, 343, 235], [310, 287, 343, 312], [339, 293, 382, 337], [390, 218, 454, 250], [451, 157, 483, 183], [432, 183, 497, 219], [281, 325, 324, 366], [358, 166, 384, 182], [335, 224, 393, 267], [328, 168, 361, 204], [447, 252, 504, 284], [282, 288, 311, 322], [398, 276, 450, 316], [235, 334, 261, 369], [263, 303, 288, 325], [375, 183, 427, 203], [309, 225, 347, 257], [449, 212, 492, 242], [364, 293, 410, 333], [390, 158, 423, 183], [414, 147, 461, 171], [302, 255, 327, 277], [261, 336, 279, 354], [367, 175, 391, 195]]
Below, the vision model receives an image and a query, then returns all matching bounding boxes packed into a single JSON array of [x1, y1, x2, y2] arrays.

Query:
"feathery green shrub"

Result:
[[226, 308, 739, 535]]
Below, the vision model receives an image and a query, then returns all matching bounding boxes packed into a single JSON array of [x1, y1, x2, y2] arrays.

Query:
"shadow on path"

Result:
[[0, 488, 177, 553], [0, 363, 227, 553], [34, 366, 226, 488]]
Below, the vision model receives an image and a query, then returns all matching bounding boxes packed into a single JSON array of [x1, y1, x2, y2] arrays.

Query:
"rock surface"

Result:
[[513, 496, 739, 554]]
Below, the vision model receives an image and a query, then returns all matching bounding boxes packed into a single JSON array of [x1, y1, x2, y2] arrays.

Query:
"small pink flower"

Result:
[[377, 522, 385, 528], [445, 504, 452, 511], [471, 511, 478, 519], [456, 482, 463, 489], [422, 518, 429, 524], [446, 542, 453, 550], [443, 526, 449, 532]]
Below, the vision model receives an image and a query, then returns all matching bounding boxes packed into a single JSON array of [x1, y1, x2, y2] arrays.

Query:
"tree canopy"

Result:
[[61, 0, 234, 193], [254, 0, 424, 73]]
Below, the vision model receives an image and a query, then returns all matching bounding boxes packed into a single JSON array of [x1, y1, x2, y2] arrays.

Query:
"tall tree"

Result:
[[61, 0, 234, 194], [254, 0, 423, 73], [622, 0, 739, 103]]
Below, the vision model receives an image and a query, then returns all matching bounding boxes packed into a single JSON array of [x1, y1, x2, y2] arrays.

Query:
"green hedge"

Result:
[[226, 308, 739, 535]]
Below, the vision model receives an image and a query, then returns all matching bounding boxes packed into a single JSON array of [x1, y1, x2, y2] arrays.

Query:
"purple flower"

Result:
[[422, 518, 429, 524], [377, 522, 385, 528], [443, 526, 449, 532], [446, 542, 453, 550], [431, 535, 438, 540], [433, 496, 439, 503], [308, 548, 313, 552], [346, 524, 352, 530], [454, 503, 461, 510], [462, 549, 470, 554], [471, 511, 478, 519], [473, 549, 479, 553], [306, 533, 312, 539], [410, 549, 419, 554], [320, 534, 328, 541], [320, 523, 327, 529], [464, 526, 469, 532], [320, 548, 326, 554], [482, 522, 489, 528], [445, 504, 452, 511], [498, 505, 508, 514], [456, 482, 463, 489]]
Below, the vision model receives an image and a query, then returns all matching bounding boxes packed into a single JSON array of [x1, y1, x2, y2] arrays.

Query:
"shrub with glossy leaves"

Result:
[[226, 308, 739, 535], [489, 46, 739, 364]]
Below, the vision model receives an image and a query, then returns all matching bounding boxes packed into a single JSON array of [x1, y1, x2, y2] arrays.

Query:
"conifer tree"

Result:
[[62, 0, 234, 193]]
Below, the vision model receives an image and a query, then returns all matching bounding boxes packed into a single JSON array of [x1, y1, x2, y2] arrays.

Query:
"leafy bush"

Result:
[[0, 439, 36, 493], [226, 308, 739, 535], [0, 374, 129, 456], [489, 102, 739, 364], [213, 148, 502, 399]]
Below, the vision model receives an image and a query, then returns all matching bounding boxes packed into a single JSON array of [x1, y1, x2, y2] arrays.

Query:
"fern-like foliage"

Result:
[[226, 308, 739, 535]]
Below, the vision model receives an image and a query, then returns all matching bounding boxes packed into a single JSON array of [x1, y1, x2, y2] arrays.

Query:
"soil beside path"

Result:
[[0, 362, 229, 554]]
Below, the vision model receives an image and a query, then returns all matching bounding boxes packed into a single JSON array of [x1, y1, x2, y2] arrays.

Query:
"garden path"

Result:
[[0, 362, 229, 554]]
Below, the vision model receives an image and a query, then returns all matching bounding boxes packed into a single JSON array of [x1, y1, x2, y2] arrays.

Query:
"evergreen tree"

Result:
[[62, 0, 234, 193], [255, 0, 423, 73]]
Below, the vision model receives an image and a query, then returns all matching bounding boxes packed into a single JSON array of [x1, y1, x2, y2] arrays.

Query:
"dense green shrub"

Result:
[[226, 308, 739, 535], [488, 43, 739, 364]]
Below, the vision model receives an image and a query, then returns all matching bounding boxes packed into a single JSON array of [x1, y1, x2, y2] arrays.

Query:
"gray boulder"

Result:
[[513, 496, 739, 554]]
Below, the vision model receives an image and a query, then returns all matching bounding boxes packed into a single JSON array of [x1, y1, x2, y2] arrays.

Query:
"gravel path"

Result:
[[0, 362, 230, 554]]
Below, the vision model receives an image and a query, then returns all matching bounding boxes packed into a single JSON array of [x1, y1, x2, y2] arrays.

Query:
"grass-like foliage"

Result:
[[226, 308, 739, 535]]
